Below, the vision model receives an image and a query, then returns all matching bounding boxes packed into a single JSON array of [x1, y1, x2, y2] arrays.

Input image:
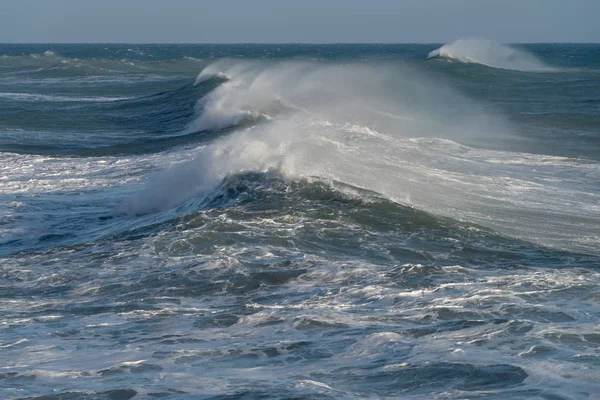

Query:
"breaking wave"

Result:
[[123, 60, 599, 254]]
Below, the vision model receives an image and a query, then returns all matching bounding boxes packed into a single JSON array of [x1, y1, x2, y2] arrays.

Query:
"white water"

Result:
[[126, 61, 600, 254], [428, 38, 555, 72]]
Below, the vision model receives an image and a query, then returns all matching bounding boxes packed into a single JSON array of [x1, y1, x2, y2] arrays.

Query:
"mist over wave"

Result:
[[123, 60, 599, 254], [428, 38, 555, 72]]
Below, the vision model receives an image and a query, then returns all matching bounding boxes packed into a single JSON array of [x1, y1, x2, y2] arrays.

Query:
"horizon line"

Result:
[[2, 41, 599, 45]]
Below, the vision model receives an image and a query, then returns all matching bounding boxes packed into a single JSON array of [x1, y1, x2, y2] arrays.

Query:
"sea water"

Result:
[[1, 41, 599, 399]]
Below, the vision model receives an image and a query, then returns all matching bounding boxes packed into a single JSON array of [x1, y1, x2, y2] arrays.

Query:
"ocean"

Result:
[[1, 39, 599, 399]]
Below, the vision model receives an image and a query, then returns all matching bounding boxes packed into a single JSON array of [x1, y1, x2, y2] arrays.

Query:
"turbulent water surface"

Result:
[[1, 41, 600, 399]]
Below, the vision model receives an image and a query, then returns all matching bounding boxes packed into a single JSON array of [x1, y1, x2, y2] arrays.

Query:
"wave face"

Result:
[[2, 44, 600, 400], [429, 38, 555, 71]]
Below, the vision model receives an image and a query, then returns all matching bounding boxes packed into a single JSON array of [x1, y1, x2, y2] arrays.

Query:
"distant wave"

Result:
[[0, 92, 130, 102], [428, 38, 556, 72], [0, 51, 205, 78]]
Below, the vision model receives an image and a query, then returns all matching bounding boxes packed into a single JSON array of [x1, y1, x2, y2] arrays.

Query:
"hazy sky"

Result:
[[1, 0, 598, 43]]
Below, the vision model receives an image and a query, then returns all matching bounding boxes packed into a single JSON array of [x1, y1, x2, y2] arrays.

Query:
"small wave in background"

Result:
[[428, 38, 556, 72]]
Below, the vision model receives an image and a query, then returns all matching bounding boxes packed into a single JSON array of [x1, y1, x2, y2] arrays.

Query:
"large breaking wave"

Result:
[[123, 60, 599, 255]]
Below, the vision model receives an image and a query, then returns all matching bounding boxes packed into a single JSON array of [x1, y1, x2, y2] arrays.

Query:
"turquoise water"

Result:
[[1, 41, 599, 399]]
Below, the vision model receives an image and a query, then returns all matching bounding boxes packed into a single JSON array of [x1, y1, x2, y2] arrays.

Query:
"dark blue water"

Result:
[[1, 41, 599, 399]]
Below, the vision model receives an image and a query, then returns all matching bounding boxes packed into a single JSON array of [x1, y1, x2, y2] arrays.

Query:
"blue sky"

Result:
[[1, 0, 599, 43]]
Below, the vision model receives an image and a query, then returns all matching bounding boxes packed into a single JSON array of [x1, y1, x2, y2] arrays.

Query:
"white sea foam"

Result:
[[4, 46, 599, 400], [428, 38, 556, 72]]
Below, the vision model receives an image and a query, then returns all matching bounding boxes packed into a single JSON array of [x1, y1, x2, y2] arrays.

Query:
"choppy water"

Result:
[[1, 41, 600, 399]]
